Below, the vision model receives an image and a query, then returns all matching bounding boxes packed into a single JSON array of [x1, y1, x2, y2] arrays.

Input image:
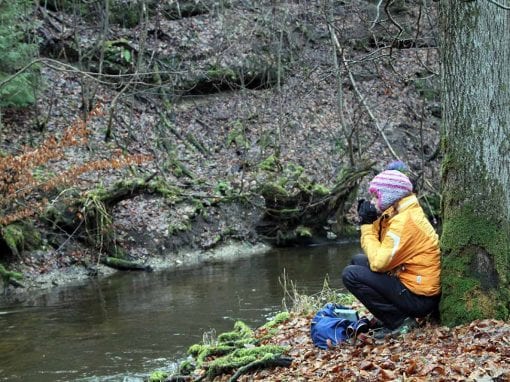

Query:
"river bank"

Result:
[[164, 305, 510, 382], [0, 241, 270, 303]]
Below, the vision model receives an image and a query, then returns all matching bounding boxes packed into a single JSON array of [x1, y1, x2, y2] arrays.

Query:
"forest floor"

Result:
[[174, 294, 510, 382], [237, 315, 510, 382]]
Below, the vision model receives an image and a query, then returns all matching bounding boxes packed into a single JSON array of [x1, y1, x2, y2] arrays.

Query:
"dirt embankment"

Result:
[[1, 0, 441, 296]]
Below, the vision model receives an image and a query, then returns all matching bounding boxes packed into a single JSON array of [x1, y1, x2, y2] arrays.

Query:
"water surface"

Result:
[[0, 242, 360, 381]]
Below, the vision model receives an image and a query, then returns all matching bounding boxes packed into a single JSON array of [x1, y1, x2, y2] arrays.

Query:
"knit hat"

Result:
[[369, 170, 413, 211]]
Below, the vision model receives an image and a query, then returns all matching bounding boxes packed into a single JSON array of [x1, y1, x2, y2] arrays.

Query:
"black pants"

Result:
[[342, 254, 440, 329]]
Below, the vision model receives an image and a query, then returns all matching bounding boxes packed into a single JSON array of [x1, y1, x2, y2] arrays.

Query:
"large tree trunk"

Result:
[[439, 2, 510, 326]]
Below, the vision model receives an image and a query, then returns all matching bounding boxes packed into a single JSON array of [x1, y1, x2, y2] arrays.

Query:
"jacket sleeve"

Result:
[[360, 218, 408, 272]]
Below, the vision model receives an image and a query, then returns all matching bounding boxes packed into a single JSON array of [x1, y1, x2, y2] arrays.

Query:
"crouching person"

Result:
[[342, 168, 441, 339]]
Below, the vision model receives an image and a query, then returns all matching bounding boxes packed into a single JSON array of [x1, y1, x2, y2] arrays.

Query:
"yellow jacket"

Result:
[[360, 194, 441, 296]]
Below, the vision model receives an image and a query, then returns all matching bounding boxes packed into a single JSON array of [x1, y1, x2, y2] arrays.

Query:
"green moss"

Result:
[[217, 320, 253, 343], [311, 183, 330, 196], [1, 222, 42, 257], [192, 344, 236, 367], [226, 120, 248, 149], [148, 179, 183, 202], [284, 163, 304, 179], [259, 154, 279, 172], [258, 182, 288, 198], [261, 311, 290, 330], [207, 66, 237, 81], [187, 343, 205, 357], [440, 206, 510, 325], [441, 208, 508, 283], [167, 221, 191, 236], [0, 264, 23, 284], [338, 225, 359, 238], [177, 320, 291, 380], [214, 180, 233, 197], [205, 345, 288, 378], [295, 226, 312, 238], [2, 224, 25, 257], [178, 359, 195, 375], [102, 40, 135, 71], [148, 370, 168, 382]]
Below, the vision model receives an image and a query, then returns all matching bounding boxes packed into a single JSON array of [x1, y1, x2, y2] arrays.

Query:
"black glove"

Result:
[[357, 199, 378, 225]]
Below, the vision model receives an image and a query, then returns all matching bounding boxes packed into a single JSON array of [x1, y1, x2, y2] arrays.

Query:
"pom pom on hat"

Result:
[[369, 169, 413, 211], [385, 160, 409, 174]]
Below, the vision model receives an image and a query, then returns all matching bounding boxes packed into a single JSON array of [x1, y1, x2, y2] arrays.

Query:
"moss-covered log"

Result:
[[160, 60, 281, 96], [256, 162, 374, 246], [44, 175, 178, 259], [162, 315, 291, 381]]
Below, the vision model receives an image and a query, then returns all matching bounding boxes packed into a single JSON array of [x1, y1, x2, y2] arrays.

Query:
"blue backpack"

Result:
[[310, 303, 368, 349]]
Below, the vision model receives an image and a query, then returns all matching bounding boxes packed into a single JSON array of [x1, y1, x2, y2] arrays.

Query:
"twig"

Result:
[[370, 0, 384, 29], [0, 57, 184, 91], [384, 0, 403, 40], [486, 0, 510, 9], [329, 33, 400, 160], [327, 5, 353, 165]]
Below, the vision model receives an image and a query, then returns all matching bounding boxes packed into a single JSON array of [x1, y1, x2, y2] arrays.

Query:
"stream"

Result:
[[0, 242, 360, 381]]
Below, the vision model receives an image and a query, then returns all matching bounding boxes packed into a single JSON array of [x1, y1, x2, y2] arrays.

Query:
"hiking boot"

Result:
[[371, 317, 418, 340], [368, 317, 384, 330]]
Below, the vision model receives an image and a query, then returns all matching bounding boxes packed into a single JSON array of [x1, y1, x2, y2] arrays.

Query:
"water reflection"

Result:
[[0, 242, 359, 381]]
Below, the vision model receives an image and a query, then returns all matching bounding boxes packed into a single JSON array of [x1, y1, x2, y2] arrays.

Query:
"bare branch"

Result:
[[486, 0, 510, 9], [328, 25, 400, 161], [370, 0, 384, 29], [384, 0, 404, 40]]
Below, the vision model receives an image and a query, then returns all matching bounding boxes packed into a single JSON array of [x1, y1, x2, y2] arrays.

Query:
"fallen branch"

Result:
[[100, 256, 152, 271]]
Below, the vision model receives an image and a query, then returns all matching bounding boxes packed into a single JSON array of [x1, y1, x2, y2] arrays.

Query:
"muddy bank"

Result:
[[0, 241, 270, 303]]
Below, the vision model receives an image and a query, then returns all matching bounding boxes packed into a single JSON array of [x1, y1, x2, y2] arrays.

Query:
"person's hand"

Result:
[[357, 199, 378, 225]]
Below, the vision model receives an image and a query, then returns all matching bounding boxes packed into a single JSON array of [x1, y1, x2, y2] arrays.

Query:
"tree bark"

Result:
[[439, 1, 510, 326]]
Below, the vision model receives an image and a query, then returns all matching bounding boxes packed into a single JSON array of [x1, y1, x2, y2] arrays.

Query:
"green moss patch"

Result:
[[440, 207, 510, 326]]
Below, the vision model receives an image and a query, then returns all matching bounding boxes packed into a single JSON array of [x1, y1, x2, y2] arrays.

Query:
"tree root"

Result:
[[227, 355, 293, 382]]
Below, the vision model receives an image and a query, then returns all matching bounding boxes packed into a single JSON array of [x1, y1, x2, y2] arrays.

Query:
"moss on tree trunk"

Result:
[[439, 1, 510, 326]]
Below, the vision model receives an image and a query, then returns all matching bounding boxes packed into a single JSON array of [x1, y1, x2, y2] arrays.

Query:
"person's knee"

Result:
[[351, 253, 369, 266], [342, 265, 358, 288]]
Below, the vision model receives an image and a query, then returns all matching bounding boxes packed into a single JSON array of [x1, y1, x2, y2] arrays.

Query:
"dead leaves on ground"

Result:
[[217, 316, 510, 381]]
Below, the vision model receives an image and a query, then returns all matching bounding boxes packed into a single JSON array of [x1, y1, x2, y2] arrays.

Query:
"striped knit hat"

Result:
[[369, 170, 413, 211]]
